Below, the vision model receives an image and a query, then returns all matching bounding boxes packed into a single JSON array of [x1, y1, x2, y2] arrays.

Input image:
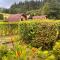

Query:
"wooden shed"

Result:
[[32, 15, 47, 19]]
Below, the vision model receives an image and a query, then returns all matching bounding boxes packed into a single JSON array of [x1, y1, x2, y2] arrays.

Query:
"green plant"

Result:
[[0, 14, 4, 20], [37, 49, 54, 60], [45, 54, 56, 60], [0, 45, 8, 60], [0, 23, 18, 36], [53, 41, 60, 60], [56, 22, 60, 40], [19, 20, 58, 50]]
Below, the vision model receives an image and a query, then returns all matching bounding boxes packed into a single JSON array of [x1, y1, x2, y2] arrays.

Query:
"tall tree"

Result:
[[8, 0, 42, 14], [41, 0, 60, 19]]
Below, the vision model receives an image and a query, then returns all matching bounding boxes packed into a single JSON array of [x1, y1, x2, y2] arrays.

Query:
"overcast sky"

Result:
[[0, 0, 41, 9], [0, 0, 25, 8]]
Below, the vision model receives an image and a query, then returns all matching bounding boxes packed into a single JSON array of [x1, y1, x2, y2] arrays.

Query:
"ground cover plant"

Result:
[[0, 41, 60, 60]]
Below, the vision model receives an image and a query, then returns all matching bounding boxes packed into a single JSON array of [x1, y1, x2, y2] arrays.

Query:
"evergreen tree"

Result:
[[41, 0, 60, 19]]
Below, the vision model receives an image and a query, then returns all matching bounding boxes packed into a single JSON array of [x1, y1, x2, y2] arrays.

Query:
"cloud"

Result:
[[0, 0, 25, 8]]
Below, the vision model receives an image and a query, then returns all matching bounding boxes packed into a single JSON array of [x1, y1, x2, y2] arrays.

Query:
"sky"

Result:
[[0, 0, 25, 9]]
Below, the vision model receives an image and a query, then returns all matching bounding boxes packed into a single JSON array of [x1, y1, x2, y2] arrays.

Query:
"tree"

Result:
[[8, 0, 42, 14], [0, 8, 4, 13], [41, 0, 60, 19]]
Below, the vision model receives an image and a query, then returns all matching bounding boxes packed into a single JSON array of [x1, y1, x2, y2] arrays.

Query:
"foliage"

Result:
[[53, 41, 60, 60], [19, 20, 58, 49], [45, 54, 56, 60], [1, 41, 60, 60], [0, 45, 8, 60], [0, 42, 38, 60], [0, 8, 4, 13], [56, 21, 60, 40], [41, 0, 60, 19], [37, 49, 56, 60], [0, 24, 18, 36], [0, 20, 59, 49], [0, 20, 60, 60], [26, 9, 41, 16], [0, 14, 4, 20], [8, 0, 42, 14]]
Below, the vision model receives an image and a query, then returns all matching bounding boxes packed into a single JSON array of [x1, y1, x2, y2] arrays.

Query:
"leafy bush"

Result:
[[0, 23, 18, 36], [53, 41, 60, 60], [0, 45, 8, 60], [0, 14, 4, 20], [37, 50, 56, 60], [56, 21, 60, 40], [8, 24, 18, 35], [19, 20, 58, 49], [45, 54, 56, 60]]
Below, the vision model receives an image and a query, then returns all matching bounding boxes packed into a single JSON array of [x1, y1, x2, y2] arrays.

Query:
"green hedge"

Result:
[[0, 14, 4, 20], [0, 22, 18, 36], [56, 21, 60, 40], [19, 20, 58, 49]]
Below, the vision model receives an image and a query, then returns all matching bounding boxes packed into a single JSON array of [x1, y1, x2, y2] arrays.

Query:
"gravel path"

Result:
[[0, 35, 19, 48]]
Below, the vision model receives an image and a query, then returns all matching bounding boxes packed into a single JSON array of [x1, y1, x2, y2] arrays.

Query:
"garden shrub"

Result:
[[0, 23, 18, 36], [37, 50, 56, 60], [0, 14, 4, 20], [19, 20, 58, 50], [53, 41, 60, 60], [8, 24, 18, 35], [45, 54, 56, 60], [56, 21, 60, 40], [0, 24, 8, 36], [0, 45, 8, 60]]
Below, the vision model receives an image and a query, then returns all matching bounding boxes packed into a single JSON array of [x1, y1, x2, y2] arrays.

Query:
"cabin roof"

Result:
[[32, 15, 47, 18]]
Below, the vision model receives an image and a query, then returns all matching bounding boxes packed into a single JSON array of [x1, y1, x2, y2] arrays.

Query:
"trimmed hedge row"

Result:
[[0, 14, 4, 20], [19, 20, 58, 49]]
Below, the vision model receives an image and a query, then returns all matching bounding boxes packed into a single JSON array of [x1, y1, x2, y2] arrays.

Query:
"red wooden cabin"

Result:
[[7, 13, 27, 22], [32, 15, 47, 19]]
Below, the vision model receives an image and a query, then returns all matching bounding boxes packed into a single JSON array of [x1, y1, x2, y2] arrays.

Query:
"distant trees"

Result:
[[0, 14, 4, 20], [3, 9, 9, 13], [0, 8, 4, 13], [41, 0, 60, 19], [8, 0, 42, 14]]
